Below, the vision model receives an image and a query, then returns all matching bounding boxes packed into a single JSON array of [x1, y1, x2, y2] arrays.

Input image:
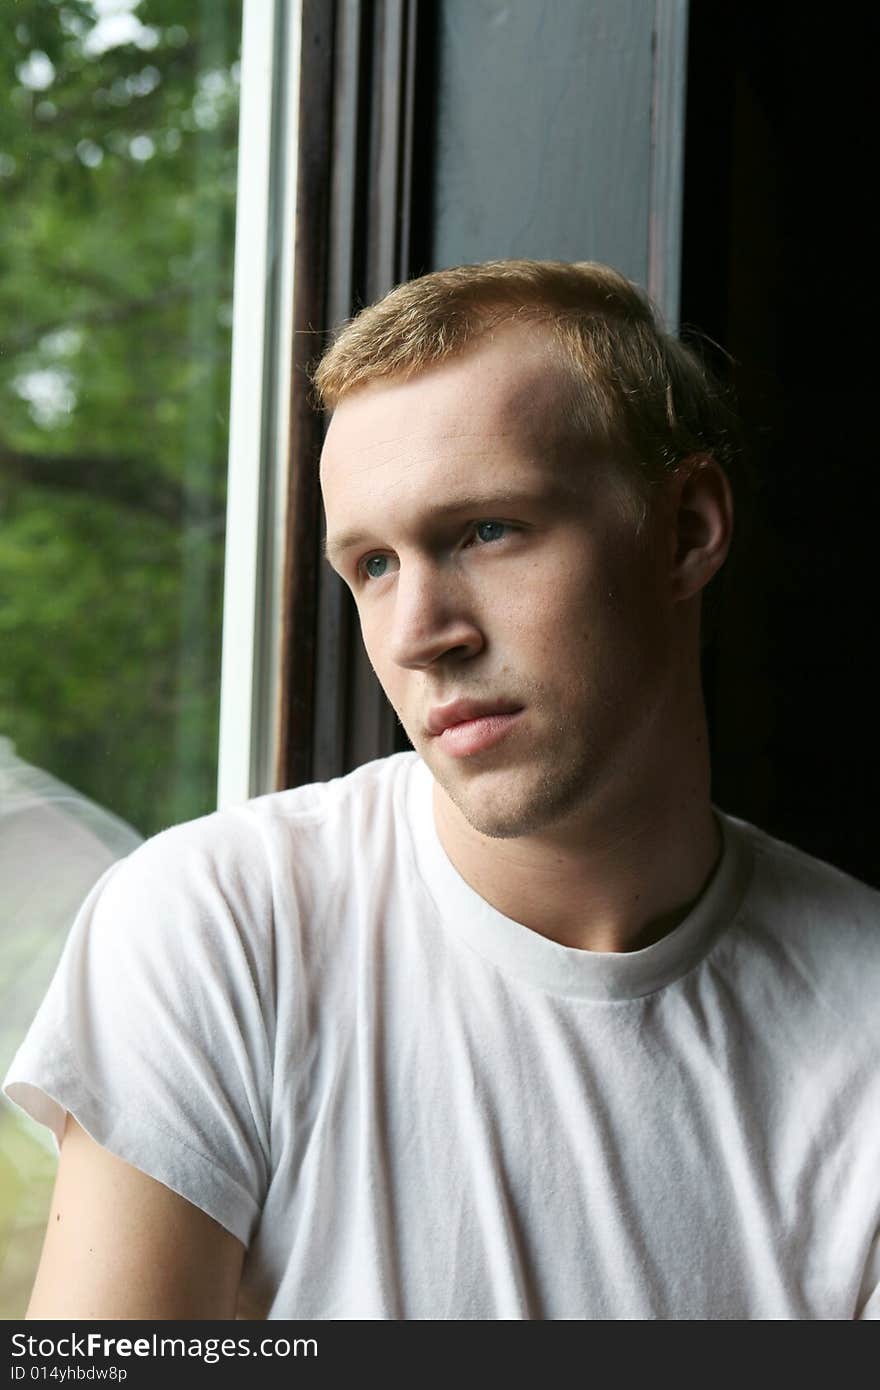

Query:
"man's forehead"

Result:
[[320, 324, 573, 476]]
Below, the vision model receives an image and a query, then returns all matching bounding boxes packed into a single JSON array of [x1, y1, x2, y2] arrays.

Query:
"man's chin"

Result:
[[429, 756, 587, 842]]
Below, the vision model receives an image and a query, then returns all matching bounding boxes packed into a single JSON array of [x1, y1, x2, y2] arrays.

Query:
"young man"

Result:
[[5, 261, 879, 1319]]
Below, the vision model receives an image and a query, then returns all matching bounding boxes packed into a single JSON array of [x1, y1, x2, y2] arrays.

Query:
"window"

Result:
[[0, 0, 243, 1317]]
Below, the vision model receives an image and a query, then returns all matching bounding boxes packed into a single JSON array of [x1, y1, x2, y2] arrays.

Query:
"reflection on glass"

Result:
[[0, 0, 243, 1317], [0, 737, 143, 1316]]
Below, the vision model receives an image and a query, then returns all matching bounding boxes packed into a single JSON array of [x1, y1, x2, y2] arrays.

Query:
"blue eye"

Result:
[[474, 521, 507, 543], [363, 555, 389, 580]]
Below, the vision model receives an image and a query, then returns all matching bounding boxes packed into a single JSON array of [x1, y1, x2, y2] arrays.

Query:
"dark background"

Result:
[[683, 1, 878, 884]]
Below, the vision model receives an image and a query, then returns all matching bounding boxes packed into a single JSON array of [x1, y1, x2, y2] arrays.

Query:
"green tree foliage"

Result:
[[0, 0, 242, 835]]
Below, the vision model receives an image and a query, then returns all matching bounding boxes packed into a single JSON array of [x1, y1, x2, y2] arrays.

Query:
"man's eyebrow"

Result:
[[322, 487, 557, 568], [322, 529, 366, 568]]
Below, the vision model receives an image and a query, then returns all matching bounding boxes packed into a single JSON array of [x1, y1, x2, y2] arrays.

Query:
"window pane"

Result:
[[0, 0, 243, 1317], [431, 0, 654, 282]]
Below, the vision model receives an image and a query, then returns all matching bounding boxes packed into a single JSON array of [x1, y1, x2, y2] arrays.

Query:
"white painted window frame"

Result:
[[217, 0, 302, 808]]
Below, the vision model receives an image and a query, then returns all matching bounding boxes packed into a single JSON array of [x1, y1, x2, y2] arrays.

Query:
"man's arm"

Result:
[[26, 1113, 246, 1319]]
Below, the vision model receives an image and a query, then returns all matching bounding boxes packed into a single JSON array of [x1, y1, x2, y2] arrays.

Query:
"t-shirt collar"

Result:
[[405, 755, 754, 1001]]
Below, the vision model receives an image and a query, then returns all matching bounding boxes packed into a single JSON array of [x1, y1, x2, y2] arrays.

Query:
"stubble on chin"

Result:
[[426, 725, 596, 842], [395, 677, 600, 839]]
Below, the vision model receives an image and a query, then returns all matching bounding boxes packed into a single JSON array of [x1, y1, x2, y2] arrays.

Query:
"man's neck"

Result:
[[431, 757, 722, 955]]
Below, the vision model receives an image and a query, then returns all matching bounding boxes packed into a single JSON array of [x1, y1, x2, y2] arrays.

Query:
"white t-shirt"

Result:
[[4, 752, 879, 1319]]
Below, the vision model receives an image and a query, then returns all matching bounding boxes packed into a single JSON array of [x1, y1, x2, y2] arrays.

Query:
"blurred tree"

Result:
[[0, 0, 242, 835]]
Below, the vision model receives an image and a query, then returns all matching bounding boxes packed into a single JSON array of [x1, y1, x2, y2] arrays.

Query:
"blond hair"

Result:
[[313, 259, 737, 505]]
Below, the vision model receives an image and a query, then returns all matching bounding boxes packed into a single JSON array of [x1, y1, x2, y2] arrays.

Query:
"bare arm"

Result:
[[26, 1114, 246, 1320]]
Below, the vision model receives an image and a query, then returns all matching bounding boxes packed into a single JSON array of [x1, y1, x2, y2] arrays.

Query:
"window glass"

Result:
[[431, 0, 653, 281], [0, 0, 242, 1316]]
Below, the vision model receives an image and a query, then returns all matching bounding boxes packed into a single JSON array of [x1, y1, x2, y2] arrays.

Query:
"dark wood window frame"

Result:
[[279, 0, 436, 789]]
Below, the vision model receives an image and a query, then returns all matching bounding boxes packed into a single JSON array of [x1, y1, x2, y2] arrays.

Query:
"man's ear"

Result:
[[666, 455, 733, 601]]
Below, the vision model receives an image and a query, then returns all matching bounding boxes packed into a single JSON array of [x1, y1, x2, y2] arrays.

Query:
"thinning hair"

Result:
[[312, 259, 739, 512]]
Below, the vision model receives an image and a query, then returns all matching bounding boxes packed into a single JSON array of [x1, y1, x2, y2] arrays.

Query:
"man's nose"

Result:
[[387, 558, 484, 669]]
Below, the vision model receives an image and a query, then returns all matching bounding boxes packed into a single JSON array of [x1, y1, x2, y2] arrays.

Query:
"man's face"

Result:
[[320, 323, 679, 841]]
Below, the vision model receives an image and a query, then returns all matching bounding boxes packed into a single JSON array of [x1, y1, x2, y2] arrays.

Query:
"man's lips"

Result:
[[427, 701, 525, 758], [425, 698, 524, 736]]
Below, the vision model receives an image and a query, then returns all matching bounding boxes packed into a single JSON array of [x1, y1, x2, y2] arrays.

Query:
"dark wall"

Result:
[[684, 2, 879, 884]]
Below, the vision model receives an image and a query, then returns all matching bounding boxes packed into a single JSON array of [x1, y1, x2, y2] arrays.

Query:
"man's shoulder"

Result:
[[718, 808, 880, 1014], [235, 749, 422, 871], [245, 749, 421, 828], [724, 810, 879, 917], [68, 752, 423, 973], [117, 750, 422, 886]]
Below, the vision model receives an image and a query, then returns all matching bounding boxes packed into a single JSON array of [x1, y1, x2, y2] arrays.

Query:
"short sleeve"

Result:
[[857, 1228, 880, 1318], [2, 812, 277, 1247]]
